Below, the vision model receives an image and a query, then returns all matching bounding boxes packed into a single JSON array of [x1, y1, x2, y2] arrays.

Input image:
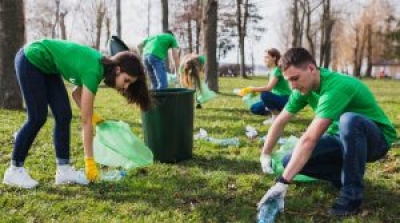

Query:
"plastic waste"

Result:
[[233, 88, 241, 96], [243, 93, 262, 108], [257, 197, 279, 223], [194, 128, 208, 140], [245, 125, 258, 139], [207, 137, 240, 147], [93, 120, 153, 170], [271, 135, 316, 182], [197, 81, 217, 104], [194, 129, 240, 147], [167, 73, 180, 88], [100, 170, 127, 181]]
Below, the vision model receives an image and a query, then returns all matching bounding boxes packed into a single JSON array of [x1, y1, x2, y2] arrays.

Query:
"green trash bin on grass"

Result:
[[141, 88, 195, 163]]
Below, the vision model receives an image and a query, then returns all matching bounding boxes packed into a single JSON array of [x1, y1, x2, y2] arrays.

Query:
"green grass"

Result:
[[0, 77, 399, 222]]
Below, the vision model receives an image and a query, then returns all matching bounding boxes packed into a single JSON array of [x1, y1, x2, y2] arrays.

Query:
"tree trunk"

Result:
[[365, 24, 372, 77], [303, 0, 315, 56], [202, 0, 218, 92], [51, 0, 60, 38], [195, 0, 202, 54], [236, 0, 248, 78], [0, 0, 24, 109], [187, 19, 193, 53], [116, 0, 121, 37], [291, 0, 300, 47], [95, 1, 106, 50], [59, 11, 68, 40], [161, 0, 169, 31], [319, 0, 334, 68]]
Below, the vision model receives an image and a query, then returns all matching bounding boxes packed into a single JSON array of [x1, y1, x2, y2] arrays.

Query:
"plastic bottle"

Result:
[[257, 197, 279, 223], [207, 137, 240, 147], [100, 170, 127, 181]]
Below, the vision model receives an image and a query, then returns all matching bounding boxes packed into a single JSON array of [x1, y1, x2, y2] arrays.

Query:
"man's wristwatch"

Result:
[[276, 175, 291, 184]]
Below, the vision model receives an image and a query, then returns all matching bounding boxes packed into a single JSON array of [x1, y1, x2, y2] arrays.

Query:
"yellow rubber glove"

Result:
[[85, 157, 99, 182], [238, 87, 253, 96], [92, 113, 105, 125]]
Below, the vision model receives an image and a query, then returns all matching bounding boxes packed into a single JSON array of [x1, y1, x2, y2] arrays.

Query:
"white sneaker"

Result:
[[263, 116, 276, 125], [3, 167, 39, 189], [55, 165, 89, 185]]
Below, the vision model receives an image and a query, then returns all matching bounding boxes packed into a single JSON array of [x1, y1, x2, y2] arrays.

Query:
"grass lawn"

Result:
[[0, 77, 399, 222]]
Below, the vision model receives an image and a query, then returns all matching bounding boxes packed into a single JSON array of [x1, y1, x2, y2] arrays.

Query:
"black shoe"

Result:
[[196, 103, 202, 109], [329, 197, 362, 216]]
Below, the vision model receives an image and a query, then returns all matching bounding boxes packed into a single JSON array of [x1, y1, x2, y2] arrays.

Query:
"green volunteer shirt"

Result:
[[24, 39, 104, 94], [142, 33, 179, 60], [270, 67, 291, 96], [285, 68, 397, 145]]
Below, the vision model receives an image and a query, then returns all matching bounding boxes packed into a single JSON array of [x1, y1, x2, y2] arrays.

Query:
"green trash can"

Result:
[[141, 88, 195, 163]]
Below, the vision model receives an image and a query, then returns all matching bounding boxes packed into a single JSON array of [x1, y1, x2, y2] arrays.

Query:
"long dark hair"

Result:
[[181, 54, 202, 92], [101, 51, 151, 111], [267, 48, 281, 66]]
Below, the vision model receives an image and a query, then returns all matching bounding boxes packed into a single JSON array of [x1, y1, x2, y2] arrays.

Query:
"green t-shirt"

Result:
[[142, 33, 179, 60], [24, 39, 104, 94], [270, 67, 291, 96], [285, 68, 397, 144]]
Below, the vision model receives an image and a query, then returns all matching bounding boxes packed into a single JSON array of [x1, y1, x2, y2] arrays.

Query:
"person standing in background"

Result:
[[138, 30, 180, 89]]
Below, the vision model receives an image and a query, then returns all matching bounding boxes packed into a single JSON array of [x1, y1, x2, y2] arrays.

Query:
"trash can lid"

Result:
[[150, 88, 195, 96]]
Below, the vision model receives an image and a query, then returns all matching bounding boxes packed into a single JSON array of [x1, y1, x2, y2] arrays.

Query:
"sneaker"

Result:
[[3, 167, 39, 189], [329, 197, 362, 216], [263, 116, 276, 125], [55, 165, 89, 185]]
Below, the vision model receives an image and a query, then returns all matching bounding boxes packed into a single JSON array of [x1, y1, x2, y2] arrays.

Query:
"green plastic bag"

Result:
[[271, 136, 317, 182], [242, 93, 261, 108], [94, 120, 153, 169], [197, 81, 217, 104]]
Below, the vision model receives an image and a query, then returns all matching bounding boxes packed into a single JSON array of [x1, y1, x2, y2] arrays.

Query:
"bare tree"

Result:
[[319, 0, 335, 68], [161, 0, 169, 31], [236, 0, 249, 78], [202, 0, 218, 92], [51, 0, 60, 38], [116, 0, 121, 37], [0, 0, 24, 109]]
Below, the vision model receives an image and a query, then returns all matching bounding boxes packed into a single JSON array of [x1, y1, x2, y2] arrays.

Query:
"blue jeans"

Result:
[[12, 49, 72, 167], [282, 112, 390, 201], [250, 91, 288, 115], [144, 54, 168, 89]]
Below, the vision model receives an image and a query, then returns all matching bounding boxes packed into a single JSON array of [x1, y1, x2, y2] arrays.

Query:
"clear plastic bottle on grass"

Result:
[[100, 170, 127, 181], [257, 197, 279, 223], [207, 137, 240, 147]]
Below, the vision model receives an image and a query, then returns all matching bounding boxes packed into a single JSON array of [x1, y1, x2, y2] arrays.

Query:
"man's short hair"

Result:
[[279, 47, 317, 71]]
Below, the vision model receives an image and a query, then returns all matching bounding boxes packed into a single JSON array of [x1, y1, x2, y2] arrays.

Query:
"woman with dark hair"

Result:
[[179, 53, 216, 108], [179, 53, 204, 90], [2, 39, 151, 188], [247, 48, 291, 124]]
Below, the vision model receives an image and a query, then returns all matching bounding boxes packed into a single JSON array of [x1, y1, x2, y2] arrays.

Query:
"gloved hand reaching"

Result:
[[238, 87, 253, 96], [257, 181, 288, 212], [85, 157, 99, 182], [92, 113, 105, 125], [260, 153, 274, 174]]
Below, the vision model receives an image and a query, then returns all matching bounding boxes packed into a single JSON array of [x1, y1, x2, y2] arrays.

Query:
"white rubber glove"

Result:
[[257, 182, 288, 212], [260, 153, 274, 174]]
